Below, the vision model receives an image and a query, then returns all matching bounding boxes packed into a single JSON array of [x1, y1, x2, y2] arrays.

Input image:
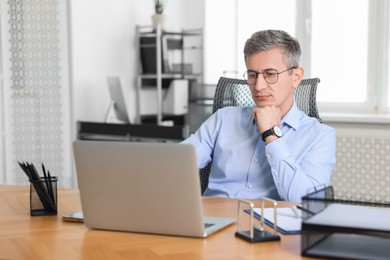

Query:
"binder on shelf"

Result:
[[161, 34, 184, 74], [140, 33, 185, 75], [139, 30, 198, 75], [139, 36, 166, 74], [136, 26, 203, 126], [300, 186, 390, 260]]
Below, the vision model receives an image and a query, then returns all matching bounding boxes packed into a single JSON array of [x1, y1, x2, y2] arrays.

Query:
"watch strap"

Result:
[[261, 128, 274, 142]]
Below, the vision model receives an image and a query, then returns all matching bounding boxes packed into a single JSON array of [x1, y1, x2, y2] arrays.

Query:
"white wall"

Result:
[[70, 0, 204, 126], [204, 0, 237, 83]]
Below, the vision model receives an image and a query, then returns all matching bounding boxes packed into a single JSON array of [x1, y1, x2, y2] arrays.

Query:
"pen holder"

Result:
[[30, 176, 58, 216]]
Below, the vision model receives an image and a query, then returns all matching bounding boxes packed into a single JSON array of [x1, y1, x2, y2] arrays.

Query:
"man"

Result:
[[182, 30, 336, 202]]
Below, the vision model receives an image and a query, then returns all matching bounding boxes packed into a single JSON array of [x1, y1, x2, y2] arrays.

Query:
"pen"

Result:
[[296, 205, 315, 216], [18, 161, 32, 180], [291, 206, 301, 218], [42, 163, 51, 195], [42, 163, 55, 203], [47, 171, 55, 206]]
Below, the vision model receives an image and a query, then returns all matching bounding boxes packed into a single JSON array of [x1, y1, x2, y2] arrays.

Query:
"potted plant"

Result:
[[155, 0, 165, 14], [152, 0, 167, 30]]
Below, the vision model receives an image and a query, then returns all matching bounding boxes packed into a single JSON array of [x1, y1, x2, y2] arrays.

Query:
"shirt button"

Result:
[[254, 158, 258, 162], [275, 179, 279, 184], [266, 153, 271, 158], [247, 183, 252, 188]]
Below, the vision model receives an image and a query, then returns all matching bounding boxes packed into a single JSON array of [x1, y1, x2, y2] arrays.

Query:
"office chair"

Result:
[[199, 77, 322, 194]]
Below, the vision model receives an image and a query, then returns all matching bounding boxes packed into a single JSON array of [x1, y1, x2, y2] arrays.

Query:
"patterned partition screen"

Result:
[[1, 0, 72, 187]]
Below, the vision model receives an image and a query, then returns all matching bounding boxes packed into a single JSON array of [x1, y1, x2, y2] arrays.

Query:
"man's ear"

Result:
[[292, 67, 304, 89]]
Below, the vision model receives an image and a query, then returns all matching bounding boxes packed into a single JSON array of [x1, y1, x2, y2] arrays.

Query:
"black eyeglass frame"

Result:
[[243, 67, 297, 85]]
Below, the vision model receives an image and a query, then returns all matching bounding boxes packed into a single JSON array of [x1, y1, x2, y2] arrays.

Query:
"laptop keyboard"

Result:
[[204, 223, 215, 229]]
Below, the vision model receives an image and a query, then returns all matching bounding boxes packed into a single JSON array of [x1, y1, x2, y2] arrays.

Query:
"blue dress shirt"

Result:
[[182, 103, 336, 202]]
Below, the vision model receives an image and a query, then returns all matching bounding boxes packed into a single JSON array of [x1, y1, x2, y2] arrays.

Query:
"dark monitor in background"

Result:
[[105, 77, 130, 124]]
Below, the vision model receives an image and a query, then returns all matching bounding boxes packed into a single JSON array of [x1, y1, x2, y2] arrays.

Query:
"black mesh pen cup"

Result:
[[29, 176, 58, 216]]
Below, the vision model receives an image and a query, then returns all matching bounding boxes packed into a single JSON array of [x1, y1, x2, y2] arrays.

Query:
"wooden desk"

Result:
[[0, 185, 312, 259]]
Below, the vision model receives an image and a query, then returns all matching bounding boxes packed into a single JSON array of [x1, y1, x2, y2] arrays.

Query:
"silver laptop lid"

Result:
[[73, 140, 206, 237]]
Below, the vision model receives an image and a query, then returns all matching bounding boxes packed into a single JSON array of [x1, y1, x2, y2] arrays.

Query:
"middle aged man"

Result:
[[182, 29, 336, 202]]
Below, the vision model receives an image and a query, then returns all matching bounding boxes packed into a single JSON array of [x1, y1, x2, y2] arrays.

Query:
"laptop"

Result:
[[72, 140, 235, 237]]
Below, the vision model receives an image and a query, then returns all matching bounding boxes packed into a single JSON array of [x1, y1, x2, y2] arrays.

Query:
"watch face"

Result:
[[273, 126, 282, 137]]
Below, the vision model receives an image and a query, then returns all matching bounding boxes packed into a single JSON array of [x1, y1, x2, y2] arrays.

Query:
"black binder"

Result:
[[139, 35, 183, 74], [139, 36, 161, 74]]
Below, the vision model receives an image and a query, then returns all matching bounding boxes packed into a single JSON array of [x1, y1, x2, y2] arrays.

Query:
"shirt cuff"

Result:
[[264, 138, 291, 169]]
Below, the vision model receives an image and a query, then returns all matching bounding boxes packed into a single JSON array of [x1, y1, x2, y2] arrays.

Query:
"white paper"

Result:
[[254, 207, 302, 233], [303, 203, 390, 231]]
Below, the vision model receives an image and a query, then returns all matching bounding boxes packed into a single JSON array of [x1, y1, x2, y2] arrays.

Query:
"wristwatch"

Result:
[[261, 126, 283, 142]]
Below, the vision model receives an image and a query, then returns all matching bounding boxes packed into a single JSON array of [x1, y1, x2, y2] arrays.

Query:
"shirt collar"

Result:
[[281, 102, 301, 131]]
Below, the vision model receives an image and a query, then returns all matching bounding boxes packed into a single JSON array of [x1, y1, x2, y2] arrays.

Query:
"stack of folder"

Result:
[[300, 186, 390, 260]]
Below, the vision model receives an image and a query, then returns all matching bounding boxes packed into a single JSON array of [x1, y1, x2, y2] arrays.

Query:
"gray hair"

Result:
[[243, 30, 301, 68]]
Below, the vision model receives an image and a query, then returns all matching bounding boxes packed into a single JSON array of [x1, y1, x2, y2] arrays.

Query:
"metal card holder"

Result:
[[235, 198, 280, 243]]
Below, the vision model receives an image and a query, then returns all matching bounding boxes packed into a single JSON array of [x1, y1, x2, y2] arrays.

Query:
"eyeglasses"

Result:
[[243, 67, 296, 85]]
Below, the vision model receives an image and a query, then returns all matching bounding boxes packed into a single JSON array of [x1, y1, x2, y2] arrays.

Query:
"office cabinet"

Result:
[[136, 25, 203, 125]]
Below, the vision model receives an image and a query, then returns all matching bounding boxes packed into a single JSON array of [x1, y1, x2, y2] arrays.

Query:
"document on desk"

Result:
[[250, 207, 302, 235], [303, 203, 390, 232]]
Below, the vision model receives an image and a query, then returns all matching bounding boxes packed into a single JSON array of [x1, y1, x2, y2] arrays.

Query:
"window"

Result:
[[311, 0, 368, 104], [204, 0, 296, 83], [236, 0, 296, 78], [204, 0, 390, 114]]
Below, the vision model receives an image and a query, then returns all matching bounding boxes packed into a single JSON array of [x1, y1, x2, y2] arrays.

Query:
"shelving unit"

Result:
[[136, 25, 203, 125]]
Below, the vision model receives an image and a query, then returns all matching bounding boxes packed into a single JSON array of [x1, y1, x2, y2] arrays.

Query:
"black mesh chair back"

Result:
[[199, 77, 322, 194], [212, 77, 321, 122]]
